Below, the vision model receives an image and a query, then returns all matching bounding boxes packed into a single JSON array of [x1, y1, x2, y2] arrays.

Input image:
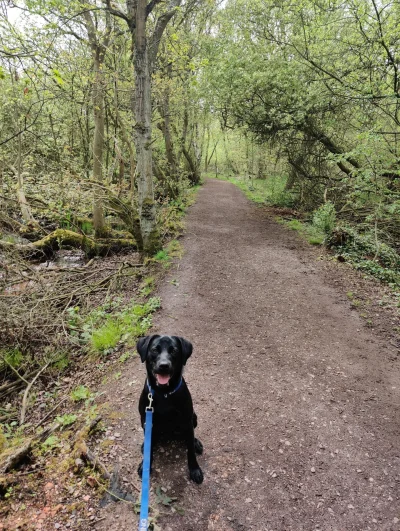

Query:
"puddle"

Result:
[[36, 249, 87, 269]]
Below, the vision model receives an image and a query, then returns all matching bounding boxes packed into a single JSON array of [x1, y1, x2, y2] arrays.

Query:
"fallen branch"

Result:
[[0, 439, 33, 474], [0, 413, 17, 423], [0, 419, 62, 474], [1, 356, 29, 385], [73, 416, 108, 475], [80, 443, 111, 481], [0, 370, 40, 400], [34, 398, 68, 429], [0, 229, 137, 259], [20, 360, 52, 426]]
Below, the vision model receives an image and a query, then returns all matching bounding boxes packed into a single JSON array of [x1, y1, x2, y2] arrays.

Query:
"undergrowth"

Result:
[[224, 174, 399, 291], [327, 226, 400, 289], [67, 297, 161, 355], [221, 175, 296, 207], [0, 173, 201, 530], [281, 218, 325, 246]]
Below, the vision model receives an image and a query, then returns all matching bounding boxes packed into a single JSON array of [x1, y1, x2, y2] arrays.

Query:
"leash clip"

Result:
[[146, 392, 154, 412]]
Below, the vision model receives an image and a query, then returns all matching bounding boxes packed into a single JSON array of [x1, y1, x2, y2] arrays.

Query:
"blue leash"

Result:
[[138, 378, 183, 530], [138, 392, 153, 531]]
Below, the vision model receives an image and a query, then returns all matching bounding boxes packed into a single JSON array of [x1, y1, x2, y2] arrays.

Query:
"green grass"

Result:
[[149, 240, 183, 270], [280, 217, 325, 246], [91, 320, 123, 352], [67, 297, 161, 355], [285, 219, 303, 231], [88, 297, 161, 354], [153, 249, 169, 262], [216, 174, 296, 207], [308, 234, 325, 245], [140, 276, 155, 296], [80, 220, 93, 234]]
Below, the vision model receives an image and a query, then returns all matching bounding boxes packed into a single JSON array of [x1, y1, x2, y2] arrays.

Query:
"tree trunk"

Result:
[[157, 61, 177, 179], [125, 0, 181, 253], [92, 56, 107, 237], [162, 88, 177, 178], [132, 0, 160, 254], [180, 105, 200, 183], [113, 76, 136, 195], [14, 135, 36, 225], [182, 146, 200, 185], [193, 122, 202, 170], [257, 146, 266, 179], [204, 125, 210, 173], [81, 4, 111, 238], [222, 131, 234, 175]]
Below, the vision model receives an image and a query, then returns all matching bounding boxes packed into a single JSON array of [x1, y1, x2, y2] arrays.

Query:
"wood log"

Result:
[[0, 229, 137, 259], [0, 439, 33, 474]]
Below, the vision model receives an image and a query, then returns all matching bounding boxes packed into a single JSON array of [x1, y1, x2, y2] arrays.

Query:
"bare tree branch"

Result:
[[149, 0, 182, 71]]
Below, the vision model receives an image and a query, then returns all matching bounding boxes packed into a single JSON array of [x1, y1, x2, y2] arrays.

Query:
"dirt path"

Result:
[[96, 179, 400, 531]]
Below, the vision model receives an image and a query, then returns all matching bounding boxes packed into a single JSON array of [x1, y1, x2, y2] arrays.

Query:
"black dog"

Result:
[[137, 335, 204, 484]]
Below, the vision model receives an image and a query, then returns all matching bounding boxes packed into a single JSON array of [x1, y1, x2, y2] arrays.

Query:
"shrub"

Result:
[[327, 225, 400, 287], [312, 202, 336, 235]]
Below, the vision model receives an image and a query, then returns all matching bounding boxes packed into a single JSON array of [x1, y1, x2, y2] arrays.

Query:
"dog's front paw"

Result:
[[189, 466, 204, 484]]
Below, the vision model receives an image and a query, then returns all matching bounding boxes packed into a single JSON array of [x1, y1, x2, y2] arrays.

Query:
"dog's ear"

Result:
[[174, 336, 193, 365], [136, 335, 159, 362]]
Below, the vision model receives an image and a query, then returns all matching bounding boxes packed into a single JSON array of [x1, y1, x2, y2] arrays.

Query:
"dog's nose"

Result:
[[158, 362, 171, 372]]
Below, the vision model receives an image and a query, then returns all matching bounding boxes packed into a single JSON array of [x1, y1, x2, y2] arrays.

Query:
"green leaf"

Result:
[[70, 385, 91, 402]]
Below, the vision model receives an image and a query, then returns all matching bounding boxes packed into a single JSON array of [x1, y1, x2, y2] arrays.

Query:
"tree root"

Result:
[[0, 228, 137, 259]]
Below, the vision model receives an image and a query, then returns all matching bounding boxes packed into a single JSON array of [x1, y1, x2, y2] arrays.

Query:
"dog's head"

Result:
[[136, 335, 193, 388]]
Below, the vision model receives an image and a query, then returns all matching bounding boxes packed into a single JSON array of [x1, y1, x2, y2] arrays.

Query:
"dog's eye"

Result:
[[150, 347, 158, 354]]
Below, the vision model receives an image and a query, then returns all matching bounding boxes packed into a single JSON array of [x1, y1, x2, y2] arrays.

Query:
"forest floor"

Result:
[[3, 178, 399, 530], [93, 178, 400, 531]]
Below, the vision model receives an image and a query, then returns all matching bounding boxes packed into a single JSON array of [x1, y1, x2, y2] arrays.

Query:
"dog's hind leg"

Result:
[[185, 426, 204, 484], [192, 413, 203, 454], [194, 438, 203, 455]]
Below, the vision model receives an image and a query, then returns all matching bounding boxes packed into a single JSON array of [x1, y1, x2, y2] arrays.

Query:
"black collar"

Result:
[[146, 377, 183, 398]]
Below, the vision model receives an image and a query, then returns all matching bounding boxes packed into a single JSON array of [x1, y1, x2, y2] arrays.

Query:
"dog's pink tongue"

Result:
[[156, 374, 170, 385]]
